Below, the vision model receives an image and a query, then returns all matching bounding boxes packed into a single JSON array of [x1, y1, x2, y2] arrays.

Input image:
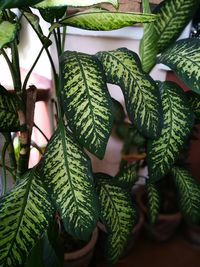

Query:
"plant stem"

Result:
[[10, 40, 22, 92], [1, 49, 16, 89], [34, 123, 49, 142], [61, 26, 67, 53], [1, 141, 9, 195]]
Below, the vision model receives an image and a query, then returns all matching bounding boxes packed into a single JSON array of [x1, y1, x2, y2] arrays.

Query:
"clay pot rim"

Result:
[[64, 227, 98, 261]]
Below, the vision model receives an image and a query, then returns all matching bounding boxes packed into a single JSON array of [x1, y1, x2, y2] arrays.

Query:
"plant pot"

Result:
[[183, 223, 200, 247], [136, 186, 182, 242], [63, 227, 98, 267]]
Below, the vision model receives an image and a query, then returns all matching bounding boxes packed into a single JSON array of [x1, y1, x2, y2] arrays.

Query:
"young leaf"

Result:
[[0, 21, 17, 49], [0, 85, 20, 132], [158, 38, 200, 94], [50, 8, 157, 31], [153, 0, 199, 53], [42, 123, 99, 241], [0, 0, 43, 9], [95, 173, 137, 264], [172, 166, 200, 224], [96, 47, 163, 138], [0, 168, 53, 267], [139, 0, 158, 73], [147, 81, 194, 182], [146, 181, 160, 225], [35, 0, 119, 8], [60, 51, 113, 159], [115, 164, 138, 189]]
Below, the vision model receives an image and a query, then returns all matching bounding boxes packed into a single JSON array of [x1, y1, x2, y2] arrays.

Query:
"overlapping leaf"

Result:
[[0, 21, 17, 49], [172, 166, 200, 224], [115, 164, 137, 189], [158, 38, 200, 94], [153, 0, 199, 53], [97, 47, 162, 138], [146, 181, 160, 225], [60, 51, 113, 159], [95, 173, 137, 264], [51, 8, 157, 31], [0, 168, 53, 267], [0, 85, 20, 132], [42, 123, 99, 240], [147, 81, 194, 182], [187, 91, 200, 122], [0, 0, 43, 9]]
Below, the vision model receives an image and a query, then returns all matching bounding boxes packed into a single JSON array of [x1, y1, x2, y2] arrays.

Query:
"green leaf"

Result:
[[95, 173, 137, 264], [112, 98, 125, 124], [158, 38, 200, 94], [146, 181, 160, 225], [147, 81, 194, 182], [139, 0, 158, 73], [50, 8, 157, 31], [39, 7, 66, 23], [96, 47, 163, 138], [0, 21, 17, 49], [115, 164, 138, 189], [0, 85, 20, 132], [187, 91, 200, 122], [60, 51, 113, 159], [0, 168, 53, 267], [35, 0, 119, 8], [0, 0, 43, 9], [42, 122, 99, 241], [153, 0, 199, 53], [172, 166, 200, 224]]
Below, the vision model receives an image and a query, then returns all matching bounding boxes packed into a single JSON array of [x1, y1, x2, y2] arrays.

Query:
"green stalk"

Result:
[[61, 26, 67, 53], [10, 40, 22, 92], [1, 141, 9, 195], [1, 49, 16, 89], [34, 123, 49, 142]]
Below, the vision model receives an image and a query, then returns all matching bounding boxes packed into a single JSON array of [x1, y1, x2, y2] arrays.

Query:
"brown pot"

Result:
[[183, 223, 200, 247], [136, 186, 182, 242], [63, 227, 98, 267]]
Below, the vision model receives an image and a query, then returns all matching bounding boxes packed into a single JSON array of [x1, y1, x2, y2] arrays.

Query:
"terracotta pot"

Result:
[[136, 186, 182, 242], [63, 227, 98, 267], [183, 223, 200, 247]]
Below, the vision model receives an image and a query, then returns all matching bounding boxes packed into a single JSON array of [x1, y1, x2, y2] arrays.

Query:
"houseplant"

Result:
[[0, 0, 200, 266]]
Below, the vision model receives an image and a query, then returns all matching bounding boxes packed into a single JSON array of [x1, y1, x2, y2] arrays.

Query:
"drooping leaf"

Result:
[[187, 91, 200, 122], [172, 166, 200, 224], [0, 0, 43, 9], [153, 0, 199, 53], [35, 0, 119, 8], [0, 21, 17, 49], [42, 122, 99, 241], [50, 8, 157, 31], [0, 168, 53, 267], [115, 164, 138, 189], [95, 173, 137, 264], [139, 0, 158, 73], [146, 181, 160, 225], [0, 85, 20, 132], [147, 81, 194, 182], [158, 38, 200, 94], [97, 47, 163, 138], [60, 51, 113, 159]]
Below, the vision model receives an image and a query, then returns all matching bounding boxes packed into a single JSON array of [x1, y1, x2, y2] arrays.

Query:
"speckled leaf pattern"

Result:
[[172, 166, 200, 224], [0, 0, 42, 9], [0, 85, 20, 132], [42, 123, 99, 240], [139, 0, 158, 73], [96, 48, 162, 138], [60, 51, 113, 159], [187, 91, 200, 121], [0, 21, 17, 48], [51, 8, 157, 31], [158, 38, 200, 94], [115, 164, 137, 188], [35, 0, 118, 8], [146, 181, 160, 225], [0, 168, 53, 267], [153, 0, 199, 53], [95, 175, 137, 264], [147, 81, 194, 182]]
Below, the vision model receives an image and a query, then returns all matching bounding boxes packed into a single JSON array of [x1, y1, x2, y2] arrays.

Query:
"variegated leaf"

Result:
[[158, 38, 200, 94], [0, 85, 20, 132], [187, 91, 200, 122], [96, 47, 162, 138], [60, 51, 113, 159], [172, 166, 200, 224], [35, 0, 118, 8], [95, 173, 137, 264], [139, 0, 158, 73], [115, 164, 137, 189], [0, 21, 17, 48], [147, 81, 194, 182], [146, 181, 160, 225], [0, 168, 53, 267], [153, 0, 199, 53], [0, 0, 43, 9], [42, 122, 99, 240], [51, 8, 157, 31]]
